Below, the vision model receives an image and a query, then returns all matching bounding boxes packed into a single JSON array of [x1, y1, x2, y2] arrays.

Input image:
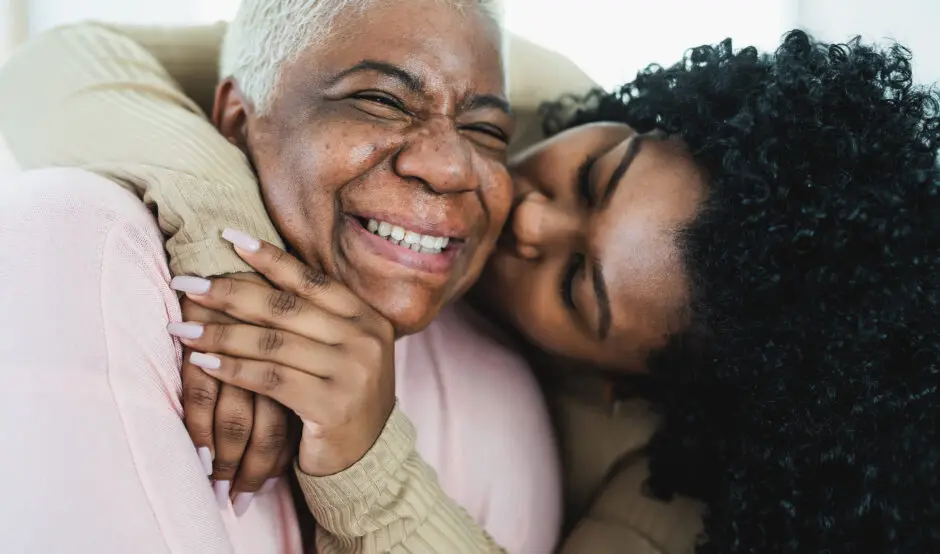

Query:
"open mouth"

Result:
[[354, 216, 459, 255]]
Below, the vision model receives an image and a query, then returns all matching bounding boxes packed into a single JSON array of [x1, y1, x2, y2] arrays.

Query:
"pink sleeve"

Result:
[[404, 307, 563, 554], [463, 351, 563, 554]]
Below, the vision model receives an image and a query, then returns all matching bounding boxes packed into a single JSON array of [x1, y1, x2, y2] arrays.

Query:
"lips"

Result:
[[344, 215, 463, 275]]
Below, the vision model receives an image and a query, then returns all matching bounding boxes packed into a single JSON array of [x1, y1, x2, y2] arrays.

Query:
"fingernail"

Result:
[[214, 480, 231, 509], [259, 477, 279, 495], [170, 276, 211, 295], [190, 352, 221, 371], [222, 228, 261, 253], [167, 322, 204, 340], [197, 446, 213, 476], [233, 492, 255, 517]]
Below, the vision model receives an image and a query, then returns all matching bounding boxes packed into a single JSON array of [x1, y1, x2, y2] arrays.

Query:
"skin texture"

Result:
[[214, 0, 513, 336], [472, 122, 707, 371]]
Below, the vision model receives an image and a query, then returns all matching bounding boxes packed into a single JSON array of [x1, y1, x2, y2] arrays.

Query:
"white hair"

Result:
[[220, 0, 505, 114]]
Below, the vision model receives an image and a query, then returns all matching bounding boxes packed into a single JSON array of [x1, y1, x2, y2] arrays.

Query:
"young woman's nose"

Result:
[[510, 191, 581, 259]]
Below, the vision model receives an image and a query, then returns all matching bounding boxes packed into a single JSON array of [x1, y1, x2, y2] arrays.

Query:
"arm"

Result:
[[0, 22, 282, 277], [297, 406, 508, 554]]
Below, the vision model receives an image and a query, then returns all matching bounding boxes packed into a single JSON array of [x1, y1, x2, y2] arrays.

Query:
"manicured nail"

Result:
[[167, 322, 204, 340], [222, 228, 261, 253], [214, 480, 231, 509], [170, 276, 211, 295], [259, 478, 279, 495], [197, 446, 213, 476], [233, 492, 255, 517], [190, 352, 221, 371]]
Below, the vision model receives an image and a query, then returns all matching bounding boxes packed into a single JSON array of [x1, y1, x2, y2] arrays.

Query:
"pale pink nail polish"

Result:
[[190, 352, 221, 371], [222, 228, 261, 253], [259, 478, 279, 495], [170, 276, 211, 295], [197, 447, 213, 476], [233, 492, 255, 517], [167, 322, 204, 340], [214, 480, 231, 509]]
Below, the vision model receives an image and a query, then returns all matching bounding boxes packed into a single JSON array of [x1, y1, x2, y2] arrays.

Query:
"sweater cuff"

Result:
[[294, 404, 415, 511]]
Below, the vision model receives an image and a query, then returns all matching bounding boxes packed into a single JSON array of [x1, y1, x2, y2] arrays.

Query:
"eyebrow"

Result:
[[590, 134, 645, 340], [592, 262, 612, 340], [464, 93, 511, 115], [326, 59, 423, 93], [600, 133, 644, 207]]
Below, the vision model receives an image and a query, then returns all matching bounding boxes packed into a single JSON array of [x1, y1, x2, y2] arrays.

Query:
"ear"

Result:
[[212, 78, 251, 150]]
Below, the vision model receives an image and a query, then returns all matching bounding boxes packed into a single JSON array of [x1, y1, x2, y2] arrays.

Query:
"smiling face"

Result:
[[214, 0, 512, 335], [473, 122, 708, 371]]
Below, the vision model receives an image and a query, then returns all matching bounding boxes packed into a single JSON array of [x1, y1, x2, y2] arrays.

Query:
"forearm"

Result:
[[296, 406, 507, 554], [0, 22, 282, 276]]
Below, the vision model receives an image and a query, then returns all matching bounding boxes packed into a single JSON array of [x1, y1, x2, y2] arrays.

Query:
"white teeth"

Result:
[[365, 218, 450, 255]]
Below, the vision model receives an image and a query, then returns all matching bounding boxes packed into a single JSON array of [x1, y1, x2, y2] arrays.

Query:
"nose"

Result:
[[394, 117, 476, 195], [511, 191, 582, 259]]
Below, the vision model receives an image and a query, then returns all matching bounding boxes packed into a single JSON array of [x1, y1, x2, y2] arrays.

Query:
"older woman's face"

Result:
[[219, 0, 512, 335], [473, 123, 707, 371]]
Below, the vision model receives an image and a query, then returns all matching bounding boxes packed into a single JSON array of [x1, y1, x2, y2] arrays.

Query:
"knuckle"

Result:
[[297, 265, 329, 296], [267, 289, 301, 319], [210, 323, 230, 346], [213, 460, 239, 476], [184, 384, 218, 409], [254, 427, 288, 456], [258, 328, 285, 355], [261, 364, 283, 392], [218, 417, 252, 443]]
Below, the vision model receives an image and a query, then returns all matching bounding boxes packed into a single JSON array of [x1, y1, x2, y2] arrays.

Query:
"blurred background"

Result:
[[0, 0, 936, 173]]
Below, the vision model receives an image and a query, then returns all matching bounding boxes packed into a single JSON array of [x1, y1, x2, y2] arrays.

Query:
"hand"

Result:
[[170, 230, 396, 477], [170, 272, 298, 516]]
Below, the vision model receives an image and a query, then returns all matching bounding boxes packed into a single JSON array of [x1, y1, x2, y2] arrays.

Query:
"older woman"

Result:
[[0, 1, 568, 553]]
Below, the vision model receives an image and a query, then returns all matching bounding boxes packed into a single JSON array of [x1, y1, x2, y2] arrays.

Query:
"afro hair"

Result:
[[541, 30, 940, 553]]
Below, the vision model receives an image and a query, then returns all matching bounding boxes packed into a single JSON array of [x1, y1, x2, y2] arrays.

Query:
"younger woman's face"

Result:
[[472, 123, 707, 372]]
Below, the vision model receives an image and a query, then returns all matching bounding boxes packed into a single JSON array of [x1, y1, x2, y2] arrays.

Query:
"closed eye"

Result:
[[352, 91, 410, 114], [577, 155, 597, 207], [461, 123, 509, 143], [561, 253, 585, 309]]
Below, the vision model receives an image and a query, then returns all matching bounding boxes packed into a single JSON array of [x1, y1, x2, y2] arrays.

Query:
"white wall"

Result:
[[796, 0, 940, 84]]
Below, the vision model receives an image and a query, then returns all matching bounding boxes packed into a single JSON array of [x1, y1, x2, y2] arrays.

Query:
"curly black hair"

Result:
[[542, 30, 940, 553]]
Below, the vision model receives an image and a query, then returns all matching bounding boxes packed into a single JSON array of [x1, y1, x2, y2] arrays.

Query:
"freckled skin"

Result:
[[213, 0, 513, 335]]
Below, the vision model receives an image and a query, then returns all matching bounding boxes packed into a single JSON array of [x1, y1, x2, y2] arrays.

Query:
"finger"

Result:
[[175, 322, 341, 379], [222, 228, 365, 318], [211, 384, 254, 485], [188, 351, 332, 421], [181, 351, 220, 476], [172, 277, 360, 345], [182, 297, 240, 325], [231, 395, 289, 516]]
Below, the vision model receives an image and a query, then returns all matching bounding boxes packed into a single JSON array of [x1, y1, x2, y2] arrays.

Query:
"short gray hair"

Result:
[[220, 0, 505, 114]]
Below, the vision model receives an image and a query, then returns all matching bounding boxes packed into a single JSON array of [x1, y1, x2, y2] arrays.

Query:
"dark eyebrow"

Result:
[[592, 262, 612, 340], [464, 93, 511, 115], [325, 59, 423, 93], [600, 134, 644, 207]]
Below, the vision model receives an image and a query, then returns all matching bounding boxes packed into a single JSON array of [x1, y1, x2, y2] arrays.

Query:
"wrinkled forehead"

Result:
[[297, 0, 506, 95]]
